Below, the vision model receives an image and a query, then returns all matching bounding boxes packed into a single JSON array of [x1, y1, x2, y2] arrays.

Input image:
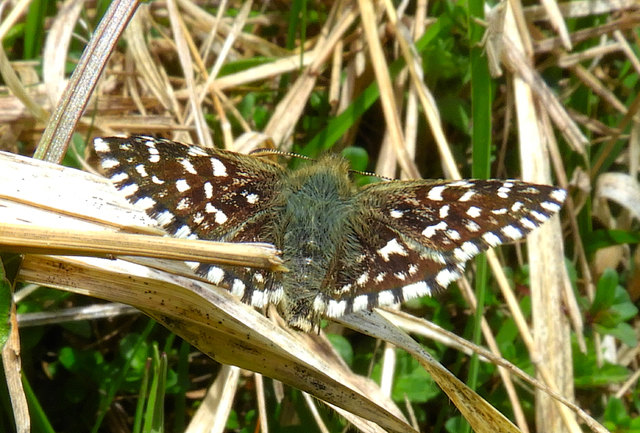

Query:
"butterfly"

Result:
[[94, 135, 566, 331]]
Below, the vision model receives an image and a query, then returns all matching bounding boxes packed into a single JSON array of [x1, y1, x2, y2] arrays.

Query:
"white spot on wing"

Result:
[[492, 208, 508, 215], [231, 279, 245, 297], [206, 266, 225, 284], [422, 221, 448, 238], [520, 217, 537, 230], [458, 190, 476, 202], [466, 206, 481, 218], [435, 268, 459, 287], [465, 220, 481, 232], [551, 189, 566, 202], [135, 164, 148, 177], [530, 210, 548, 222], [101, 159, 119, 170], [134, 196, 156, 210], [427, 185, 446, 201], [156, 210, 174, 226], [357, 272, 369, 285], [211, 158, 227, 176], [501, 225, 522, 240], [180, 159, 197, 174], [401, 281, 430, 299], [446, 229, 461, 240], [174, 225, 192, 238], [120, 183, 139, 197], [541, 201, 561, 213], [454, 242, 480, 261], [377, 238, 408, 261], [352, 295, 369, 311], [377, 290, 395, 306], [313, 295, 327, 313], [439, 204, 450, 218], [176, 179, 190, 192], [111, 172, 129, 183], [251, 290, 266, 307], [327, 299, 347, 317], [152, 175, 164, 185], [204, 182, 213, 199], [482, 232, 502, 247], [93, 138, 109, 153]]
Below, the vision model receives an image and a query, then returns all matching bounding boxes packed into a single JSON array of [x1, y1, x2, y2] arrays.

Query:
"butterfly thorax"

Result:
[[273, 155, 358, 330]]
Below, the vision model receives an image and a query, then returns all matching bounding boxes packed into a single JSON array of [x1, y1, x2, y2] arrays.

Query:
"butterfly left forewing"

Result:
[[356, 179, 566, 263]]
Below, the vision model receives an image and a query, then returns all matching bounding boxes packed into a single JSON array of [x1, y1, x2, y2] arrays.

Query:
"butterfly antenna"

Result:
[[349, 169, 394, 182], [249, 148, 316, 162]]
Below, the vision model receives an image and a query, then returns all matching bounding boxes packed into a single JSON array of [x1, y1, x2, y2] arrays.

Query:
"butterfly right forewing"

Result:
[[94, 136, 285, 241]]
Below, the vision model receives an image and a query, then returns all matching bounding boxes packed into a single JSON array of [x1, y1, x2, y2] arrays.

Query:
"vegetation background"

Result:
[[0, 1, 638, 432]]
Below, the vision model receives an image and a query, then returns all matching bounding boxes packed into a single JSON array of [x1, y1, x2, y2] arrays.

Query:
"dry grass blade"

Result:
[[0, 223, 282, 270], [504, 4, 578, 433], [186, 365, 240, 433], [35, 0, 140, 162], [1, 306, 29, 433], [18, 254, 413, 432], [337, 310, 521, 433]]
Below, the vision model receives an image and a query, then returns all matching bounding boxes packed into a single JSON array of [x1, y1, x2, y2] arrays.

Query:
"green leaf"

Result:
[[590, 268, 618, 313], [585, 229, 640, 254], [326, 333, 354, 366], [0, 257, 12, 349], [391, 353, 438, 403], [594, 323, 637, 348], [341, 147, 369, 173], [603, 397, 630, 429]]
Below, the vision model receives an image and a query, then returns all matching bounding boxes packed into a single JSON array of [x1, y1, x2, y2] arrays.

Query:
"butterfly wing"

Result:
[[94, 135, 284, 305], [316, 179, 566, 317]]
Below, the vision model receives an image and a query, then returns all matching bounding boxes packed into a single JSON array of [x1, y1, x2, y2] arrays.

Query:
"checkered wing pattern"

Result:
[[94, 135, 284, 305], [310, 179, 566, 319], [95, 135, 566, 331]]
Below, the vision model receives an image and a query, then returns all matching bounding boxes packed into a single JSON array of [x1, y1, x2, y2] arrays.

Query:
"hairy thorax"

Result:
[[274, 156, 357, 328]]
